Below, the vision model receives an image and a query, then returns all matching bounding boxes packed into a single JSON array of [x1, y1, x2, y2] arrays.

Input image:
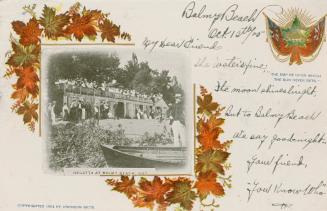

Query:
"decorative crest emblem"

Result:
[[264, 9, 326, 65]]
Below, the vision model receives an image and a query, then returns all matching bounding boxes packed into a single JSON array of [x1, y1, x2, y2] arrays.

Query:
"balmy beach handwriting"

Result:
[[224, 105, 321, 128], [182, 1, 282, 44], [142, 2, 283, 52]]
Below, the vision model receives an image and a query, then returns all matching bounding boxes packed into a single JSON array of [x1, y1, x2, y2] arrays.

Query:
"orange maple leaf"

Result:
[[198, 116, 224, 133], [131, 196, 154, 210], [197, 94, 219, 115], [194, 172, 224, 200], [99, 19, 120, 42], [15, 66, 39, 97], [198, 121, 223, 151], [107, 176, 137, 198], [207, 115, 224, 131], [16, 101, 38, 124], [65, 10, 101, 41], [12, 18, 42, 46], [138, 176, 171, 204], [11, 87, 29, 103]]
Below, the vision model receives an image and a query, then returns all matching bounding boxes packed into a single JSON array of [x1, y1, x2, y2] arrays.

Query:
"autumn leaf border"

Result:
[[4, 2, 132, 131], [4, 3, 233, 210], [106, 86, 233, 211]]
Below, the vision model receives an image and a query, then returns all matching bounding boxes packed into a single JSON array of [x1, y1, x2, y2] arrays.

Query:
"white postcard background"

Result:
[[0, 0, 327, 211]]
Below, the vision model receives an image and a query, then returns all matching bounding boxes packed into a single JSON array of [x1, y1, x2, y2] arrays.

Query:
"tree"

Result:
[[118, 53, 139, 88], [49, 52, 121, 87], [131, 62, 153, 94], [48, 52, 185, 122]]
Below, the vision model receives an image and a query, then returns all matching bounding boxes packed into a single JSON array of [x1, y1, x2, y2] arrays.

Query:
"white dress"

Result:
[[82, 108, 86, 120], [51, 105, 56, 124], [171, 120, 185, 147]]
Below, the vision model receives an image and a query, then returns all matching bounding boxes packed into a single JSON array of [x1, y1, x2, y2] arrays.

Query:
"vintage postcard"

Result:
[[0, 0, 327, 211], [41, 46, 193, 176]]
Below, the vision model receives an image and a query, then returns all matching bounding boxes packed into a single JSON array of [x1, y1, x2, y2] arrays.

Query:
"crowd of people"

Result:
[[48, 98, 166, 126], [49, 80, 183, 130], [48, 100, 93, 125], [56, 79, 164, 103]]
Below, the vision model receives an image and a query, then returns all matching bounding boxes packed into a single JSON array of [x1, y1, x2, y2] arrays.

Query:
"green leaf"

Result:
[[166, 179, 196, 210], [39, 5, 70, 40], [6, 42, 39, 67], [196, 149, 230, 175]]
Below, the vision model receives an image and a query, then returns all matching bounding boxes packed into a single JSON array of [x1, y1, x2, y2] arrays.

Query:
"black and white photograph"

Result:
[[41, 46, 192, 175]]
